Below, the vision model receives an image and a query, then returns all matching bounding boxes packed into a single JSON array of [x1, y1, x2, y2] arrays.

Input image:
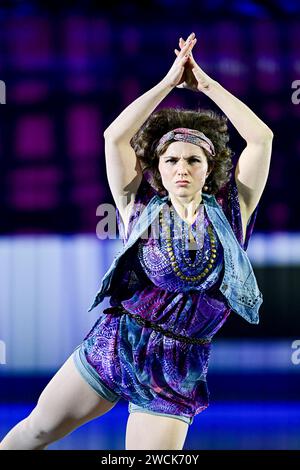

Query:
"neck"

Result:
[[168, 192, 203, 220]]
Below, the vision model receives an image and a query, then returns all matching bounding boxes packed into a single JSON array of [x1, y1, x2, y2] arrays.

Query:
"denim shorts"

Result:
[[72, 344, 194, 426], [72, 344, 120, 403], [128, 402, 194, 426]]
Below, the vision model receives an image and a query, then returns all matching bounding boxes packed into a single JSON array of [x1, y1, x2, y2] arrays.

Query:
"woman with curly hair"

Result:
[[131, 106, 234, 196], [0, 32, 273, 451]]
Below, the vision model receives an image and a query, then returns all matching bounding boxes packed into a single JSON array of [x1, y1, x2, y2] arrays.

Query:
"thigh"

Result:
[[125, 411, 189, 450], [27, 352, 119, 438]]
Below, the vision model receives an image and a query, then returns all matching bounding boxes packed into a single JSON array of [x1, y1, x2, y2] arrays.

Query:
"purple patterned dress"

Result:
[[81, 169, 258, 419]]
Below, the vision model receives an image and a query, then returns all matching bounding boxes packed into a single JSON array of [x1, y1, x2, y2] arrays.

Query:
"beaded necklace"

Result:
[[180, 209, 204, 268], [159, 204, 218, 282], [170, 205, 204, 268]]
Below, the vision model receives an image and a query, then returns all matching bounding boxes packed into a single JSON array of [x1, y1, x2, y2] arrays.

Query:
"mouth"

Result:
[[176, 180, 190, 185]]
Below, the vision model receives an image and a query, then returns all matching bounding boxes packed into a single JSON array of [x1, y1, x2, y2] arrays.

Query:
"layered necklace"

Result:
[[159, 203, 218, 282]]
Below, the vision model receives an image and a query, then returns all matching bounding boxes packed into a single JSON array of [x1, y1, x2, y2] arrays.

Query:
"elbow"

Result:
[[103, 128, 123, 140], [103, 130, 132, 143], [103, 129, 111, 139], [103, 126, 117, 139], [265, 129, 274, 141], [247, 130, 274, 145], [103, 131, 119, 141], [260, 127, 274, 142]]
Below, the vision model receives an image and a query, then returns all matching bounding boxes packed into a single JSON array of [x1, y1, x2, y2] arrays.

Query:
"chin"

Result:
[[177, 186, 192, 191]]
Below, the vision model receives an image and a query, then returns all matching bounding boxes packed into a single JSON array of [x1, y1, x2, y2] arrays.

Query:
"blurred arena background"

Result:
[[0, 0, 299, 450]]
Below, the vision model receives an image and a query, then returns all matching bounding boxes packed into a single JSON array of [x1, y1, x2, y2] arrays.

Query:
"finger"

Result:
[[186, 32, 195, 41], [176, 35, 196, 62], [175, 49, 189, 62], [182, 54, 190, 63], [174, 49, 189, 63], [183, 32, 195, 45], [179, 40, 196, 61], [190, 39, 197, 55], [189, 38, 197, 56], [183, 38, 194, 48], [179, 32, 195, 47], [183, 37, 197, 52]]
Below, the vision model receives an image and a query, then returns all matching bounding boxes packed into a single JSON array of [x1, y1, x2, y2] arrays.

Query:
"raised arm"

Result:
[[103, 81, 173, 237], [103, 33, 197, 235], [175, 35, 273, 224]]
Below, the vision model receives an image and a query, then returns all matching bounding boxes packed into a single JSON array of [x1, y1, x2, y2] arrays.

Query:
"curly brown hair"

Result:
[[130, 107, 234, 195]]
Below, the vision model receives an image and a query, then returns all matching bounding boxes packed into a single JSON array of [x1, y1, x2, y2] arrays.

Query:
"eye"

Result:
[[165, 157, 201, 163]]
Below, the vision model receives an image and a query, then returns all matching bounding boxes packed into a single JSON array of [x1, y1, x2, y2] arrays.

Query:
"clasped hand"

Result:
[[163, 32, 215, 93]]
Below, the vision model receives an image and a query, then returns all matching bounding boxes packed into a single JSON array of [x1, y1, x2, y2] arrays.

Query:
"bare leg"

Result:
[[125, 412, 189, 450], [0, 353, 118, 450]]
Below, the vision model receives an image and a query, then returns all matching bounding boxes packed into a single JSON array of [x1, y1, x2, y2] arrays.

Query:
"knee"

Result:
[[25, 413, 51, 442], [25, 407, 64, 444]]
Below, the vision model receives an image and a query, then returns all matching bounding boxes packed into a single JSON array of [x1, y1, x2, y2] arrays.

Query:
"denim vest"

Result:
[[88, 192, 262, 324]]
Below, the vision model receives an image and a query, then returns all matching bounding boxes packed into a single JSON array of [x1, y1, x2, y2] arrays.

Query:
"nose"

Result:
[[177, 165, 187, 175], [177, 163, 188, 175]]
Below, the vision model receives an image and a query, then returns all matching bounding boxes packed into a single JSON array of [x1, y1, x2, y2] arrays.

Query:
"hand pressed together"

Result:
[[162, 32, 197, 89], [174, 34, 216, 93]]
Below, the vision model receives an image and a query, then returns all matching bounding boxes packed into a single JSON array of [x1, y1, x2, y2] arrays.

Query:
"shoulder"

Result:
[[116, 171, 163, 243]]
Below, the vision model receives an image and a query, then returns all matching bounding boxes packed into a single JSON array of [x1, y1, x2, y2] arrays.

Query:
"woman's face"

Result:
[[158, 141, 211, 198]]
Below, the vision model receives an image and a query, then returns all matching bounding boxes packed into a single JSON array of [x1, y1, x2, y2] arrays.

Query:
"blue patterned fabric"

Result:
[[81, 168, 260, 419]]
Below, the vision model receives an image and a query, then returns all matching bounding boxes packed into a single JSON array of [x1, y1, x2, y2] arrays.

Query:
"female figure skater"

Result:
[[0, 32, 273, 450]]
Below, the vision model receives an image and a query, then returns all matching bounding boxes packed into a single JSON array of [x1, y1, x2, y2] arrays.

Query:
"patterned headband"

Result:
[[155, 127, 216, 156]]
